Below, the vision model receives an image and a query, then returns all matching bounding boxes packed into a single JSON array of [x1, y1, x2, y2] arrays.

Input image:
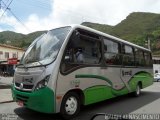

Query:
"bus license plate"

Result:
[[17, 101, 24, 107]]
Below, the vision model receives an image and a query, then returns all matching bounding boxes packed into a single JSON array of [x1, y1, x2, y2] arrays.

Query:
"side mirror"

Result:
[[64, 56, 70, 62]]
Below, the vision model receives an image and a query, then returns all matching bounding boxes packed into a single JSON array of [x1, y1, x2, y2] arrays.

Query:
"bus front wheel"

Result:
[[60, 92, 80, 120]]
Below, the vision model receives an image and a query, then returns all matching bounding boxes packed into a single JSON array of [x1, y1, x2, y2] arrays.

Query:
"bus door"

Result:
[[120, 45, 135, 92], [102, 38, 126, 95], [57, 29, 108, 104]]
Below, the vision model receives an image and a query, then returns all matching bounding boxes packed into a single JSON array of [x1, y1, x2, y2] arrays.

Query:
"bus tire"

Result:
[[60, 92, 80, 120], [133, 83, 141, 97]]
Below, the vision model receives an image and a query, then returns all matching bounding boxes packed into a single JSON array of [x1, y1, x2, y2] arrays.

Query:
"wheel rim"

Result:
[[136, 85, 140, 95], [65, 96, 78, 115]]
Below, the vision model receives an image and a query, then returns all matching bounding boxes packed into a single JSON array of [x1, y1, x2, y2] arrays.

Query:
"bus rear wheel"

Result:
[[60, 92, 80, 120], [133, 83, 141, 97]]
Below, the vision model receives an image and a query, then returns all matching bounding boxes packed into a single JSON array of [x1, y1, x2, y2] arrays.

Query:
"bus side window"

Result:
[[61, 29, 102, 73], [122, 45, 135, 66], [135, 49, 145, 67], [103, 38, 121, 65]]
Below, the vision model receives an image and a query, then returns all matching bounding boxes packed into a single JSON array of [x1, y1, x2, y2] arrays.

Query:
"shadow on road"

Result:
[[14, 107, 62, 120], [14, 91, 160, 120]]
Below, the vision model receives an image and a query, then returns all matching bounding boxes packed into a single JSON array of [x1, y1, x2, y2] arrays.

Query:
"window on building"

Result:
[[5, 52, 9, 59], [13, 53, 17, 58], [0, 51, 3, 55], [17, 52, 18, 58], [153, 60, 160, 64]]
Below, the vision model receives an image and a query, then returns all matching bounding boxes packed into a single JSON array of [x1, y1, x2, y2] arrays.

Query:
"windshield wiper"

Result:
[[36, 61, 46, 68], [27, 60, 46, 68], [16, 63, 28, 69]]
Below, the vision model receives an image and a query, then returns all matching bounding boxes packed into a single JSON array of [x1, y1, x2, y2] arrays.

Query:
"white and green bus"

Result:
[[12, 25, 153, 119]]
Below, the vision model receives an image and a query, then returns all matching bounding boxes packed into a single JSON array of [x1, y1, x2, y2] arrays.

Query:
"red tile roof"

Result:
[[0, 44, 24, 51]]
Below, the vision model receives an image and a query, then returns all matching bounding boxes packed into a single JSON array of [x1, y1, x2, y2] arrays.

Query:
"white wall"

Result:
[[0, 46, 24, 61], [153, 64, 160, 74]]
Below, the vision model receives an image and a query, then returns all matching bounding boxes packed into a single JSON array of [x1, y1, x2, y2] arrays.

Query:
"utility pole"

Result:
[[148, 36, 151, 50], [0, 0, 1, 9]]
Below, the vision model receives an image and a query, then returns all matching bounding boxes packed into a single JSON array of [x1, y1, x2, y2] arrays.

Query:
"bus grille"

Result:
[[15, 82, 34, 89]]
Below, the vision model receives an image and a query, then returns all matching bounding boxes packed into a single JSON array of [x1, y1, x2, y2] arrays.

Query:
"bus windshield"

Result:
[[20, 26, 71, 66]]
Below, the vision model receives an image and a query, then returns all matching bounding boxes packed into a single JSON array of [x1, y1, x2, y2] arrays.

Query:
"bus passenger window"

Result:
[[103, 38, 121, 65], [135, 49, 145, 66], [75, 48, 85, 63], [76, 39, 101, 64], [61, 29, 102, 73], [122, 45, 135, 66]]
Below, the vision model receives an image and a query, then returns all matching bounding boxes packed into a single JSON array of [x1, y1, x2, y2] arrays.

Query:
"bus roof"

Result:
[[69, 24, 150, 52]]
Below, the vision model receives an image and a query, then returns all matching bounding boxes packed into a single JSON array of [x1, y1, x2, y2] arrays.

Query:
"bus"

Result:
[[11, 25, 153, 119]]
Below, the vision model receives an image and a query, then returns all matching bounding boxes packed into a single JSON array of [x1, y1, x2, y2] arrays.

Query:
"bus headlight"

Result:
[[35, 75, 50, 91]]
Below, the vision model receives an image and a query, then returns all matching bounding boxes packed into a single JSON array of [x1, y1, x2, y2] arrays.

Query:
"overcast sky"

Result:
[[0, 0, 160, 34]]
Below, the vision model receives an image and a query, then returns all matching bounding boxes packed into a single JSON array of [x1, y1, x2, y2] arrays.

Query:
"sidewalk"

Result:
[[0, 89, 13, 103], [0, 77, 13, 103], [0, 83, 11, 89]]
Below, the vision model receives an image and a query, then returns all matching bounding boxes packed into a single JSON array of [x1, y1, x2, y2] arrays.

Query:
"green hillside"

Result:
[[82, 22, 113, 33], [0, 30, 46, 49], [82, 12, 160, 54], [111, 12, 160, 39], [0, 31, 24, 44], [1, 12, 160, 54]]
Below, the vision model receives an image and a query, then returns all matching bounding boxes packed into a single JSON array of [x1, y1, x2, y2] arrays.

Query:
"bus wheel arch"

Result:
[[64, 89, 85, 105], [60, 89, 84, 119], [138, 81, 142, 89], [133, 81, 142, 97]]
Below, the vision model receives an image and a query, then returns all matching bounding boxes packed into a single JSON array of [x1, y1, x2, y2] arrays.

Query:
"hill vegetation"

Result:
[[1, 12, 160, 54], [0, 31, 46, 49], [82, 12, 160, 55]]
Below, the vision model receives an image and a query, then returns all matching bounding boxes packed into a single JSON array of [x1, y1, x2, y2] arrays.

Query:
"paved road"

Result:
[[0, 82, 160, 120]]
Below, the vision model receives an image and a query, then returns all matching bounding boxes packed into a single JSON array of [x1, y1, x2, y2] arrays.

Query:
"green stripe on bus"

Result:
[[75, 74, 113, 86], [129, 72, 153, 91], [83, 85, 113, 105], [83, 85, 129, 105]]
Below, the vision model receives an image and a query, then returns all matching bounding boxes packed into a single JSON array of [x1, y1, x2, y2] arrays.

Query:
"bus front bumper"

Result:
[[11, 86, 55, 113]]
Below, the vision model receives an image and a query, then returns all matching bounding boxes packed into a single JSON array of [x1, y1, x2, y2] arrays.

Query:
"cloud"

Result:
[[52, 0, 160, 25], [0, 28, 3, 32], [1, 0, 160, 34]]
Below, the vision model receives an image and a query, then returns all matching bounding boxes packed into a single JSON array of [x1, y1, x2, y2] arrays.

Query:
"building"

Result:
[[153, 55, 160, 74], [0, 44, 25, 76]]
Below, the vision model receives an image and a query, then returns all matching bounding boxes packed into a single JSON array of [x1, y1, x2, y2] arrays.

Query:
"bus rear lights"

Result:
[[35, 75, 50, 91]]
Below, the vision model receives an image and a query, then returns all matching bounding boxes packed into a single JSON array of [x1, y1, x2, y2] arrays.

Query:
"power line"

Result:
[[5, 0, 11, 4], [0, 0, 13, 20], [1, 0, 31, 32], [7, 8, 31, 32], [0, 0, 1, 9], [16, 0, 52, 11]]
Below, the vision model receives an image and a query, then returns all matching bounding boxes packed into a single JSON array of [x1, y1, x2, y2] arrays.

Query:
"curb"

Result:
[[0, 85, 13, 104], [0, 100, 14, 104], [0, 84, 11, 89]]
